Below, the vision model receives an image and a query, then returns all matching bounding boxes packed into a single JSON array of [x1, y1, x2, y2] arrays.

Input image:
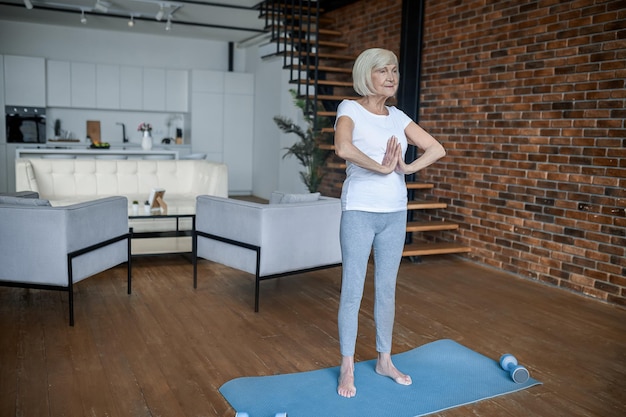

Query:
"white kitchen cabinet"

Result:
[[120, 66, 143, 110], [223, 72, 253, 193], [143, 68, 165, 111], [0, 55, 5, 144], [166, 69, 188, 112], [46, 60, 71, 107], [191, 70, 224, 157], [191, 91, 223, 155], [4, 55, 46, 107], [0, 144, 7, 193], [225, 71, 254, 95], [44, 60, 187, 112], [71, 62, 96, 108], [223, 90, 253, 193], [191, 70, 254, 194], [96, 64, 120, 109], [192, 69, 224, 94], [0, 58, 6, 192]]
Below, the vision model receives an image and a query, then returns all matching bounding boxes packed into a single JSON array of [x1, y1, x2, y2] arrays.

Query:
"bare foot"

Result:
[[375, 352, 412, 386], [337, 356, 357, 398]]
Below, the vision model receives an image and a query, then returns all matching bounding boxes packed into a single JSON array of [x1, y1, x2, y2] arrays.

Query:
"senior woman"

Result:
[[334, 48, 446, 398]]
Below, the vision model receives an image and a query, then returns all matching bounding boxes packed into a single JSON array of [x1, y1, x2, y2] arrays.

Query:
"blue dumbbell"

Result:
[[235, 413, 287, 417], [499, 353, 529, 383]]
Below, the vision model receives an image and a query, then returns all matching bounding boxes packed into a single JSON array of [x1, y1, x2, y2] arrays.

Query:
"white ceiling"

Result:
[[0, 0, 269, 43]]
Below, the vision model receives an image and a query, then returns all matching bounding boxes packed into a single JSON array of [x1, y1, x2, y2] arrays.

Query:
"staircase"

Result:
[[258, 0, 470, 260]]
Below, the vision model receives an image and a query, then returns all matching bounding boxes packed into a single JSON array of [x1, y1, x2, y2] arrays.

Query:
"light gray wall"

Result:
[[246, 47, 311, 198], [246, 51, 306, 198]]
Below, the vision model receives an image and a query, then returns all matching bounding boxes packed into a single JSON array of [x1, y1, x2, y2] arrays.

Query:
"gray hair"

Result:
[[352, 48, 399, 97]]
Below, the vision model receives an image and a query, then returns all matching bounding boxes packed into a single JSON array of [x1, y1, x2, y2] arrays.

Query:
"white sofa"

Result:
[[194, 192, 342, 311], [16, 158, 228, 209]]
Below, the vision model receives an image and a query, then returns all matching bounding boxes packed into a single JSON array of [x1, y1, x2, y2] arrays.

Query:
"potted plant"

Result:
[[273, 90, 331, 193]]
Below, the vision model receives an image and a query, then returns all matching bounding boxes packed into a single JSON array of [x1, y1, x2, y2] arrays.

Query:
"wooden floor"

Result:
[[1, 255, 625, 417]]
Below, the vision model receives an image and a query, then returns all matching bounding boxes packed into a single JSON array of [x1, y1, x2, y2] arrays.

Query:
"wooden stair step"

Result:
[[317, 111, 337, 117], [276, 37, 349, 48], [402, 242, 471, 257], [301, 51, 357, 61], [407, 200, 448, 210], [307, 94, 357, 101], [316, 65, 352, 74], [287, 65, 352, 75], [407, 182, 434, 190], [290, 79, 352, 87], [406, 221, 459, 232], [279, 25, 343, 37], [318, 143, 334, 150], [326, 162, 346, 169], [321, 127, 335, 134]]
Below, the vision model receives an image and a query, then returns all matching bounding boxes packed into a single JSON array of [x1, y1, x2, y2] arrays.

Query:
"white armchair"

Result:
[[0, 194, 132, 325], [193, 194, 342, 311]]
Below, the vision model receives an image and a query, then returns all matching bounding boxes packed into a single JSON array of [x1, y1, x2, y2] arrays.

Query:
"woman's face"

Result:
[[370, 64, 399, 97]]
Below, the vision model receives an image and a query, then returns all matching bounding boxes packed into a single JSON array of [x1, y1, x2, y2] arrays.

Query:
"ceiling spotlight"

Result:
[[80, 10, 87, 24], [23, 0, 33, 9], [128, 15, 135, 27], [155, 4, 164, 21], [165, 16, 172, 31], [94, 0, 109, 13]]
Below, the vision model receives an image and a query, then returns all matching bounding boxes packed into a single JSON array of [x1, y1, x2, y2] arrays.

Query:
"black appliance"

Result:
[[5, 106, 46, 143]]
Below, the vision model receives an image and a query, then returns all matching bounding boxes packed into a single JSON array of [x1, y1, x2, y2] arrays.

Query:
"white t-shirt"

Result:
[[335, 100, 412, 212]]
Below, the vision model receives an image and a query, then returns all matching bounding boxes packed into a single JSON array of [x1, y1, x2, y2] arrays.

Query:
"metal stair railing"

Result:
[[260, 0, 321, 129]]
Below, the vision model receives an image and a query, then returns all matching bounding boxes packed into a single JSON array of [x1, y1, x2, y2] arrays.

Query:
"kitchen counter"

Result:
[[15, 147, 184, 160]]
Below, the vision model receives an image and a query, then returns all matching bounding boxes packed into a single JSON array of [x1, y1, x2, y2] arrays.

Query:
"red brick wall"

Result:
[[326, 0, 403, 56], [419, 0, 626, 306], [324, 0, 626, 307]]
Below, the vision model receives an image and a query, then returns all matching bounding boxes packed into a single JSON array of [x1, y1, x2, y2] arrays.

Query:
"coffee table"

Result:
[[129, 207, 195, 256]]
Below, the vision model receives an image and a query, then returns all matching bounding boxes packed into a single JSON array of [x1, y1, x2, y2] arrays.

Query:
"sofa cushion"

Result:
[[0, 196, 51, 206], [16, 159, 229, 202], [269, 191, 321, 204]]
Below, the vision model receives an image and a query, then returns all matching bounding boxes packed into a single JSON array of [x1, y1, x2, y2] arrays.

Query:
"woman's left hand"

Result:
[[395, 153, 408, 174]]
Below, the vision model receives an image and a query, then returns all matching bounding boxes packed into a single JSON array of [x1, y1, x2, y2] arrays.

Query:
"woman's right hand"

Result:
[[379, 136, 401, 174]]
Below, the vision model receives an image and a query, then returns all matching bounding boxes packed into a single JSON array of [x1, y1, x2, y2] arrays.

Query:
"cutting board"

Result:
[[87, 120, 101, 144]]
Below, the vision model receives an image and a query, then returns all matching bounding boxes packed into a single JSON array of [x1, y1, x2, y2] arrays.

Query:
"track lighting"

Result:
[[19, 0, 184, 30], [94, 0, 108, 13], [155, 4, 164, 21]]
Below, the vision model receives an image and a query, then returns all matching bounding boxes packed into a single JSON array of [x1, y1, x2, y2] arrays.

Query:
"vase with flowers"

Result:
[[138, 122, 153, 150]]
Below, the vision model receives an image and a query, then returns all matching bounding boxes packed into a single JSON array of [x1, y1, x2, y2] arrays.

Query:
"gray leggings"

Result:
[[338, 210, 407, 356]]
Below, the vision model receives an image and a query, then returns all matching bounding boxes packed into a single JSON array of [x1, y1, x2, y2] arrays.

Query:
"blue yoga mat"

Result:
[[220, 339, 541, 417]]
